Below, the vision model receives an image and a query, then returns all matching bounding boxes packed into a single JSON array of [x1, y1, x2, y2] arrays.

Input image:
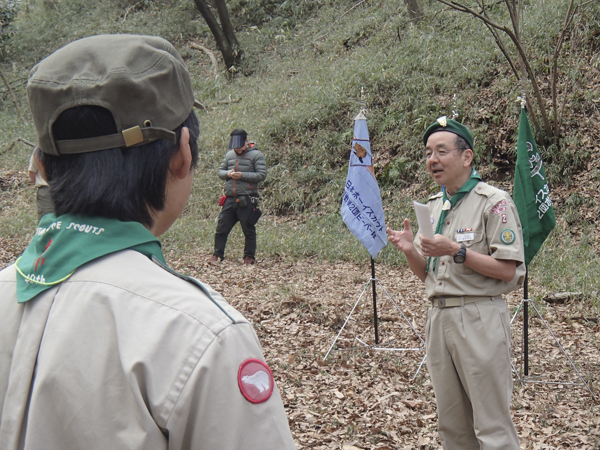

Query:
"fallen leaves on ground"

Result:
[[1, 239, 598, 449], [173, 251, 600, 449]]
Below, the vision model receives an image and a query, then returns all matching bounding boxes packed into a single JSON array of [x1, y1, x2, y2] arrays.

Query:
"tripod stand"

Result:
[[510, 297, 597, 401], [323, 258, 427, 380]]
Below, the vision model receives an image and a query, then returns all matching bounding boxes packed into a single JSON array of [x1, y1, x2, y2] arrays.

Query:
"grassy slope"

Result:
[[0, 0, 599, 300]]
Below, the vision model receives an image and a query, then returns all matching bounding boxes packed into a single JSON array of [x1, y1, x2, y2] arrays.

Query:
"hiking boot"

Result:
[[209, 255, 220, 263], [243, 257, 256, 265]]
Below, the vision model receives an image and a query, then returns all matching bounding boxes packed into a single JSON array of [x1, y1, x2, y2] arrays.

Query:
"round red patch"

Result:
[[238, 358, 274, 404]]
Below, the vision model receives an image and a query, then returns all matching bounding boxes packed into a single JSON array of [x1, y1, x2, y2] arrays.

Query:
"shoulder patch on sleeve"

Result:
[[500, 229, 516, 245], [491, 199, 508, 215], [238, 359, 274, 404]]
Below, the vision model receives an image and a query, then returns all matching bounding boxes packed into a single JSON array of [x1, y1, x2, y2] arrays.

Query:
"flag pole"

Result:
[[523, 269, 529, 376], [371, 257, 379, 345]]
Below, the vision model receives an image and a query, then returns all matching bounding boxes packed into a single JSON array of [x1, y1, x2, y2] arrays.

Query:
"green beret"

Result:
[[423, 116, 474, 150]]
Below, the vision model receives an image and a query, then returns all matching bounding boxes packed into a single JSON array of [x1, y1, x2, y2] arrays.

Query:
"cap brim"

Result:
[[229, 135, 247, 149]]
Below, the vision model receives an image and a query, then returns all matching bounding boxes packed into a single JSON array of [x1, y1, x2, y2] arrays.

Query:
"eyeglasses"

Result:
[[425, 148, 459, 159]]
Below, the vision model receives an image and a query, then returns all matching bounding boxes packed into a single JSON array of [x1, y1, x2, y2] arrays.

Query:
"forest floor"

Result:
[[1, 230, 599, 449], [171, 252, 600, 450]]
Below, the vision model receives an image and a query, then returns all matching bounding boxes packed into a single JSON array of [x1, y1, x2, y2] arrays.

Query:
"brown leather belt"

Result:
[[430, 296, 499, 308]]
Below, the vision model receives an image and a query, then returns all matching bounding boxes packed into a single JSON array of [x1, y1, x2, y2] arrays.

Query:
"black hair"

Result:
[[41, 105, 200, 227], [454, 134, 470, 153], [230, 128, 247, 138]]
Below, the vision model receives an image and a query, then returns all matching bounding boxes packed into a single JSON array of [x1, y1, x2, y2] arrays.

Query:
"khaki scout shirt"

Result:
[[415, 182, 525, 300], [0, 250, 295, 450]]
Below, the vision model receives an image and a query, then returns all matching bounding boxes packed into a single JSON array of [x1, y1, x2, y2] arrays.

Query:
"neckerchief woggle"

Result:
[[426, 169, 481, 274], [15, 213, 165, 303]]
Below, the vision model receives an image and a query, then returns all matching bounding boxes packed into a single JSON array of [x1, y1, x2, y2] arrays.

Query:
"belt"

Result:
[[430, 296, 499, 308]]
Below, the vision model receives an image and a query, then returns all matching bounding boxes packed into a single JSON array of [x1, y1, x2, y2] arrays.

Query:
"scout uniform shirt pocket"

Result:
[[454, 230, 485, 274]]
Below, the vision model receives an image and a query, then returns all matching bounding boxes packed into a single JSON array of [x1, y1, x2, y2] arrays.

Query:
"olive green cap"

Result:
[[27, 34, 199, 156], [423, 116, 474, 150]]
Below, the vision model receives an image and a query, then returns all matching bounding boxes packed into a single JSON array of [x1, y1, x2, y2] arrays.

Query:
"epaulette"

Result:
[[472, 183, 506, 203], [427, 191, 443, 202], [150, 255, 236, 323]]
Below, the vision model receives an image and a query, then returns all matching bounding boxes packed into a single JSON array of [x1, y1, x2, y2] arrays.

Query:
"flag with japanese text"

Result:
[[513, 108, 556, 266], [341, 111, 387, 258]]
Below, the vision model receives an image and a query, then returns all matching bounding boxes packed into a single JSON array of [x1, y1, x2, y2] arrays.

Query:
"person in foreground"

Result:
[[211, 129, 266, 264], [0, 34, 295, 450], [387, 117, 525, 450]]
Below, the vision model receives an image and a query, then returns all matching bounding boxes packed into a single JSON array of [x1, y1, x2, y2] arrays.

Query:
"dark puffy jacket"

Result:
[[217, 144, 267, 197]]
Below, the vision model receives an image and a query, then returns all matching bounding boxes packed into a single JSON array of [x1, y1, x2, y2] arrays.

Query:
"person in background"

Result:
[[0, 34, 295, 450], [211, 129, 266, 265], [28, 146, 54, 221], [387, 117, 524, 450]]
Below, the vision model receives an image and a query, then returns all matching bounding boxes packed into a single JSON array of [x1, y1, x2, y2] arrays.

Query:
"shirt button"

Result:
[[441, 262, 445, 265], [438, 282, 442, 285], [446, 221, 450, 225]]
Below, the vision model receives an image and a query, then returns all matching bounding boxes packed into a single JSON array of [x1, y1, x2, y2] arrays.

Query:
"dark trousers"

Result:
[[213, 197, 256, 259]]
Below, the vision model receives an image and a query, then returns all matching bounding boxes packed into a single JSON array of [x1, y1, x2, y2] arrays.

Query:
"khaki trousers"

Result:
[[425, 297, 519, 450], [36, 187, 54, 222]]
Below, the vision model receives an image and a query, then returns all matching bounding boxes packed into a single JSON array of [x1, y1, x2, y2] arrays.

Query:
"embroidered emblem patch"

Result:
[[491, 200, 507, 215], [500, 229, 516, 245], [238, 358, 274, 404]]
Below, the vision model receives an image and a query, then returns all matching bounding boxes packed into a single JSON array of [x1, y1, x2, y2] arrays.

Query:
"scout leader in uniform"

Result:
[[0, 34, 295, 450], [387, 117, 525, 450]]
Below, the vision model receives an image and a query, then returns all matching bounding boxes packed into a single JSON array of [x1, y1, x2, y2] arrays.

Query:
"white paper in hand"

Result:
[[413, 201, 434, 239]]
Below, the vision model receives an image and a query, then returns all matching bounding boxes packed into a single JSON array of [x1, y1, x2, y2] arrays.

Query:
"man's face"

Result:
[[425, 131, 471, 194], [234, 140, 249, 155]]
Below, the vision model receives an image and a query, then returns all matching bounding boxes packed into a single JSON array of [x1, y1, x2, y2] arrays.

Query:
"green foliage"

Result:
[[531, 226, 600, 304], [229, 0, 328, 30], [0, 0, 19, 61], [543, 135, 591, 188], [378, 157, 418, 187], [3, 0, 203, 64], [0, 0, 598, 290]]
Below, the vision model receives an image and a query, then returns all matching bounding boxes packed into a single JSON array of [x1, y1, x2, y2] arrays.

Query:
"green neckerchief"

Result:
[[15, 214, 165, 303], [426, 169, 482, 274]]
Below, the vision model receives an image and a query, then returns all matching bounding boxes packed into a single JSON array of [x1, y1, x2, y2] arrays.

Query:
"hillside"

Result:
[[1, 0, 599, 294], [0, 1, 599, 448]]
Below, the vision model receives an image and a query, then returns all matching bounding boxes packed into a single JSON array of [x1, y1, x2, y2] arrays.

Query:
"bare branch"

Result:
[[482, 21, 520, 79], [215, 98, 241, 105], [190, 42, 219, 79], [1, 137, 36, 156], [436, 0, 555, 140], [0, 70, 28, 125], [121, 2, 141, 23], [551, 0, 577, 136], [437, 0, 506, 31]]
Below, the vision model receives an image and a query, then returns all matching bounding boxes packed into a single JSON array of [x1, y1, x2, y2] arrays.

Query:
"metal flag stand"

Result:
[[326, 88, 426, 379], [510, 93, 595, 401], [509, 271, 597, 401], [323, 257, 427, 380]]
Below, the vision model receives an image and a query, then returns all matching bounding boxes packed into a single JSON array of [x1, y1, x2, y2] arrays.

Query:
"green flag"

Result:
[[513, 108, 556, 266]]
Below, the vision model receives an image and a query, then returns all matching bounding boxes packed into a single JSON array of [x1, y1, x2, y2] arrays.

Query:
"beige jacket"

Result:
[[0, 250, 295, 450], [415, 182, 526, 299]]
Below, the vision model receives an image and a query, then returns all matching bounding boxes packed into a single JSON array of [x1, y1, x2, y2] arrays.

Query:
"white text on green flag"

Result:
[[513, 108, 556, 266]]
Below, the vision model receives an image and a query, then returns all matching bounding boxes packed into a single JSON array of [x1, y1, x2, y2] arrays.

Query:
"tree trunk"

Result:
[[192, 0, 238, 70], [213, 0, 243, 61]]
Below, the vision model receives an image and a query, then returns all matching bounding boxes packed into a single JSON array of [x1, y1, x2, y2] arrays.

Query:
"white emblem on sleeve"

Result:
[[242, 370, 271, 393], [238, 358, 275, 403]]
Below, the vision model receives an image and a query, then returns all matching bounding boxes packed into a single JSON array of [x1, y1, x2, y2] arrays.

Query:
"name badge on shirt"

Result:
[[456, 233, 473, 242]]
